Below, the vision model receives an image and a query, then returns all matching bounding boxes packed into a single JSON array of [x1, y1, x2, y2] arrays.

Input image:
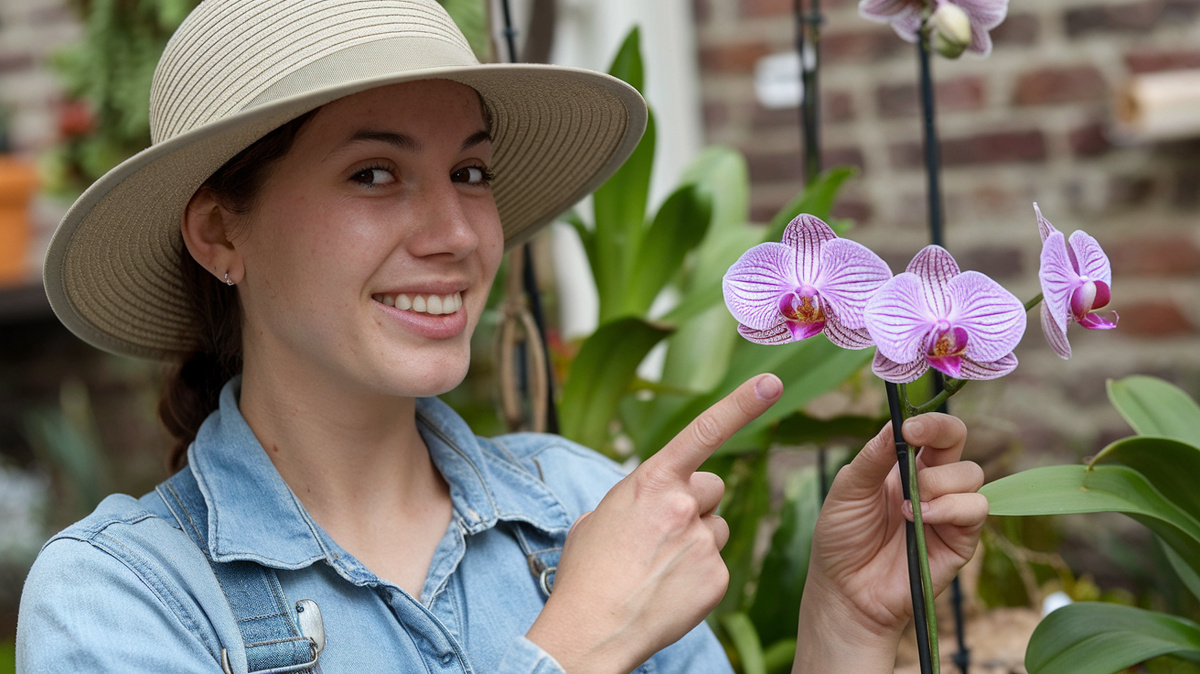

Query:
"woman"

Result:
[[18, 1, 987, 672]]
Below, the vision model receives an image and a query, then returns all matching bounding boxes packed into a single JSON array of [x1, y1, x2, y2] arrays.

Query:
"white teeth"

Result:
[[377, 291, 462, 315]]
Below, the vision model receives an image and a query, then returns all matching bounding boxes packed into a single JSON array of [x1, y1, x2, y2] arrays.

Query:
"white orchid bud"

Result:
[[930, 4, 972, 59]]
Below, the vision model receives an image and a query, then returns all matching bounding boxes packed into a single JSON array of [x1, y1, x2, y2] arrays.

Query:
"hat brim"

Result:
[[44, 61, 646, 361]]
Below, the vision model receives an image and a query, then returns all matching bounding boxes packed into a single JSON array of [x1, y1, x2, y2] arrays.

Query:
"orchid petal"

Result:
[[967, 24, 994, 56], [1067, 230, 1113, 286], [864, 272, 935, 364], [824, 316, 876, 350], [1040, 301, 1072, 359], [815, 238, 893, 329], [723, 242, 796, 330], [889, 8, 924, 42], [1092, 281, 1112, 310], [907, 245, 961, 318], [1079, 310, 1119, 330], [872, 351, 928, 384], [783, 215, 836, 286], [788, 320, 827, 341], [929, 354, 965, 379], [738, 321, 794, 345], [858, 0, 913, 21], [958, 352, 1019, 380], [1038, 231, 1075, 335], [948, 270, 1027, 362], [1034, 203, 1058, 244], [952, 0, 1009, 29]]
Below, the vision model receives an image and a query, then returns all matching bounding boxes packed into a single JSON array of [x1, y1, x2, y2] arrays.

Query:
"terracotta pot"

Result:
[[0, 156, 39, 285]]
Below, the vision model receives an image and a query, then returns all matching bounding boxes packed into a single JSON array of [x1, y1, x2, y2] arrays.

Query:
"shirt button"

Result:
[[440, 653, 454, 665]]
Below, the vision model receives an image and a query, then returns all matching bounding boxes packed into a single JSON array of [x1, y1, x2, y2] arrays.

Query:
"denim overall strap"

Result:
[[157, 468, 320, 674]]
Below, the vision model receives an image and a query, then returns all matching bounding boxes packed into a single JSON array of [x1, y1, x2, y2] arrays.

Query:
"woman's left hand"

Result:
[[794, 413, 987, 671]]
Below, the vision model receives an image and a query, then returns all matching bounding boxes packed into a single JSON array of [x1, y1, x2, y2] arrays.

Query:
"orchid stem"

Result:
[[887, 382, 939, 674]]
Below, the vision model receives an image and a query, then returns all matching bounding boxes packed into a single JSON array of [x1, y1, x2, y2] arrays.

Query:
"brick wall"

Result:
[[695, 0, 1200, 467]]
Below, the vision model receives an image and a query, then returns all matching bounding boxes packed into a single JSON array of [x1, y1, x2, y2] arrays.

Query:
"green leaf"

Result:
[[982, 464, 1200, 582], [1107, 376, 1200, 446], [680, 146, 750, 239], [626, 184, 713, 314], [659, 305, 739, 393], [748, 468, 821, 647], [720, 612, 767, 674], [1089, 436, 1200, 525], [1025, 603, 1200, 674], [766, 166, 858, 240], [1160, 538, 1200, 602], [606, 27, 645, 94], [718, 452, 772, 616], [770, 412, 887, 448], [561, 210, 596, 272], [592, 109, 656, 321], [558, 318, 672, 451], [763, 639, 798, 674]]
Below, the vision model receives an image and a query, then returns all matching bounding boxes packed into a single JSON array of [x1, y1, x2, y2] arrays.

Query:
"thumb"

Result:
[[567, 510, 593, 538], [838, 421, 900, 496]]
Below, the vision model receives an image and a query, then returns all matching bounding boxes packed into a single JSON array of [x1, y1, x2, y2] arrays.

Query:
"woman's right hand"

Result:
[[525, 374, 784, 674]]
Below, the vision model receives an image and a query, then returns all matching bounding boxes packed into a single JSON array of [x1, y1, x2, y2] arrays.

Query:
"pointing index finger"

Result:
[[647, 374, 783, 478]]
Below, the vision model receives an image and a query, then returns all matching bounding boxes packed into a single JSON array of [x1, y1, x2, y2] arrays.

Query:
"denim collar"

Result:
[[188, 377, 573, 569]]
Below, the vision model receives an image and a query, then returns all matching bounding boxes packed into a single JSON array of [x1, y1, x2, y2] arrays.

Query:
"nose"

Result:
[[407, 180, 481, 260]]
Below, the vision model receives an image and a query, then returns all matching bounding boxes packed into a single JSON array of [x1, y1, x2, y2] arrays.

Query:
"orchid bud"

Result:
[[930, 4, 972, 59]]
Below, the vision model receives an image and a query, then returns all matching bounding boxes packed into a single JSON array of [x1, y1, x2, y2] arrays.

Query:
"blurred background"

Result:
[[1, 0, 1199, 670]]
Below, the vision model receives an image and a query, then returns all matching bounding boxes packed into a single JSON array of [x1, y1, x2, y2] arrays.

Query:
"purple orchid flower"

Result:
[[859, 0, 1009, 57], [864, 245, 1026, 383], [723, 214, 892, 349], [1036, 204, 1117, 359]]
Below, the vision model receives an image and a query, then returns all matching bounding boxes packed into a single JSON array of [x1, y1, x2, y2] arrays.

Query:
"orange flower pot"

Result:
[[0, 156, 39, 285]]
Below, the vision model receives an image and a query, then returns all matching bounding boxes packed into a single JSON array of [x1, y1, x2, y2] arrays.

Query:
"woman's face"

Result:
[[230, 79, 504, 398]]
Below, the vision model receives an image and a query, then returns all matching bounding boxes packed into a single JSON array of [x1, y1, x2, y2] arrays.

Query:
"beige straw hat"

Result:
[[43, 0, 646, 361]]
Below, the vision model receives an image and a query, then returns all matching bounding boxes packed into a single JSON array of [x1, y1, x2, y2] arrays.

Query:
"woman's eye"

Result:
[[350, 167, 396, 187], [452, 165, 494, 186]]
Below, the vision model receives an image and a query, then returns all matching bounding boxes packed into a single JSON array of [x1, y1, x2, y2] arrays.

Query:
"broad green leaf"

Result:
[[982, 464, 1200, 582], [593, 110, 656, 321], [749, 468, 820, 646], [763, 639, 798, 674], [1026, 603, 1200, 674], [679, 146, 750, 239], [606, 27, 644, 94], [659, 305, 738, 393], [626, 184, 712, 314], [719, 452, 772, 617], [720, 612, 767, 674], [1107, 376, 1200, 446], [643, 337, 872, 455], [618, 392, 692, 460], [1160, 538, 1200, 602], [559, 318, 672, 451], [1089, 436, 1200, 525], [770, 412, 886, 448], [766, 166, 857, 240]]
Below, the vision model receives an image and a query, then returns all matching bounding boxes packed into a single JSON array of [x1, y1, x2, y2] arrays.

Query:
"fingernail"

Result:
[[755, 374, 782, 401], [903, 500, 930, 517]]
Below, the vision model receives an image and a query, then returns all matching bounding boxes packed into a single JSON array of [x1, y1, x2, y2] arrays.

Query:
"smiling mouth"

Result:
[[372, 292, 463, 315]]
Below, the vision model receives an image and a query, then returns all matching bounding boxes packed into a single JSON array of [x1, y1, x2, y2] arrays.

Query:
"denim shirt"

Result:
[[17, 380, 732, 673]]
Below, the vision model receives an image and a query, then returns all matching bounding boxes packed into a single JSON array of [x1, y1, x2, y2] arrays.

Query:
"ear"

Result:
[[182, 187, 243, 285]]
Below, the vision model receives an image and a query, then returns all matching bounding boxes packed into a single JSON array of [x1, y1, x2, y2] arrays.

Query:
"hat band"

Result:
[[246, 36, 481, 111]]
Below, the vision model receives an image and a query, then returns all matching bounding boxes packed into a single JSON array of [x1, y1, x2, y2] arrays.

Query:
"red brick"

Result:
[[831, 198, 873, 226], [744, 145, 864, 184], [703, 100, 730, 129], [1125, 49, 1200, 73], [956, 246, 1025, 281], [889, 131, 1047, 169], [694, 0, 712, 25], [1114, 299, 1195, 336], [1106, 174, 1157, 208], [1014, 65, 1108, 106], [990, 12, 1040, 47], [1069, 122, 1111, 157], [876, 76, 987, 118], [740, 0, 856, 16], [750, 89, 855, 129], [1065, 1, 1200, 37], [699, 41, 773, 73], [822, 29, 907, 65], [1106, 233, 1200, 276]]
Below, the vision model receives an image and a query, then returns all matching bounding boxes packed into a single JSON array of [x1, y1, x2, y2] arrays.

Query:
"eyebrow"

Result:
[[331, 128, 493, 157]]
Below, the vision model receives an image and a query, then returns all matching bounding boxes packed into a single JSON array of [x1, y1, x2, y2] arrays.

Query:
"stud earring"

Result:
[[224, 272, 235, 286]]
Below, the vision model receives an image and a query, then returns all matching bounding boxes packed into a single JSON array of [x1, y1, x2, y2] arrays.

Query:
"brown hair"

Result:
[[159, 110, 317, 471]]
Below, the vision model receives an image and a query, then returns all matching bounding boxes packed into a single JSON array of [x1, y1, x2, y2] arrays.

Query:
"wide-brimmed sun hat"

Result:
[[43, 0, 646, 361]]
